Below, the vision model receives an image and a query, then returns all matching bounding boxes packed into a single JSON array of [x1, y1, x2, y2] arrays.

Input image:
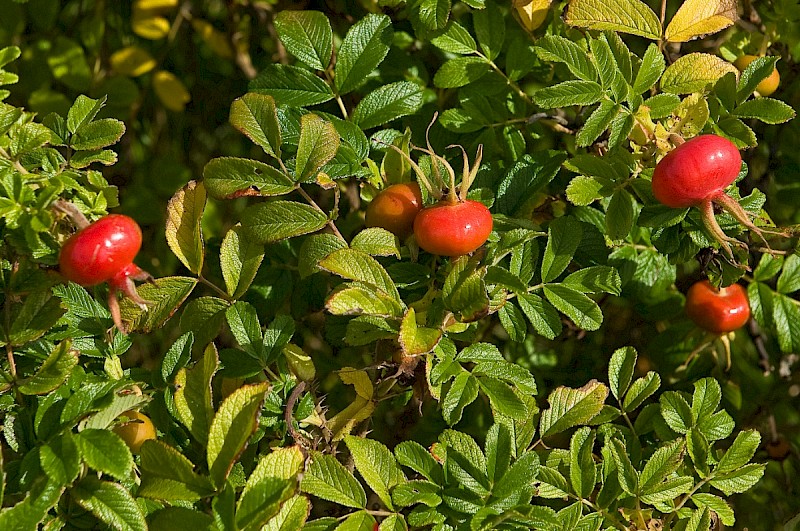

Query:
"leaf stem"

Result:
[[198, 275, 234, 302], [295, 185, 346, 242]]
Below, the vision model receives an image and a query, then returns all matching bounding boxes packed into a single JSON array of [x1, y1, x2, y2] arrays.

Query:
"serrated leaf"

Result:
[[434, 56, 491, 88], [534, 35, 597, 82], [118, 276, 197, 333], [431, 21, 476, 54], [478, 376, 528, 420], [76, 429, 133, 481], [173, 343, 217, 445], [240, 201, 328, 244], [732, 97, 796, 124], [40, 432, 80, 485], [72, 477, 147, 531], [335, 14, 392, 94], [660, 391, 693, 434], [534, 80, 603, 108], [71, 119, 125, 151], [716, 429, 761, 474], [345, 436, 405, 510], [622, 371, 660, 412], [474, 0, 504, 60], [664, 0, 737, 43], [352, 82, 423, 130], [207, 382, 270, 487], [606, 189, 634, 241], [249, 64, 334, 106], [565, 0, 661, 39], [203, 157, 295, 199], [709, 463, 765, 495], [691, 493, 735, 526], [295, 114, 339, 182], [301, 452, 367, 508], [274, 10, 332, 70], [9, 290, 65, 346], [399, 307, 441, 355], [541, 216, 583, 283], [416, 0, 451, 31], [640, 439, 684, 492], [18, 341, 77, 395], [166, 180, 205, 274], [442, 371, 479, 425], [262, 495, 310, 531], [569, 427, 596, 499], [139, 440, 215, 501], [230, 93, 282, 159], [539, 380, 608, 438], [633, 43, 665, 94], [661, 53, 739, 94], [736, 56, 779, 103], [543, 284, 603, 331], [576, 101, 619, 147], [236, 477, 294, 531], [66, 95, 105, 134], [326, 282, 404, 317], [351, 228, 400, 257], [220, 224, 265, 299], [319, 248, 400, 302], [608, 438, 638, 496], [608, 346, 636, 401], [640, 476, 693, 504], [517, 293, 562, 340]]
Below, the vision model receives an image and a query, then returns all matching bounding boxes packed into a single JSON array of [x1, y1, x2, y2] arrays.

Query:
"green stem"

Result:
[[295, 186, 346, 242]]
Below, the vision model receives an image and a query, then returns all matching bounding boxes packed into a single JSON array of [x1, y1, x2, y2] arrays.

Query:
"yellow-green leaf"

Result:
[[119, 276, 197, 333], [295, 114, 339, 182], [207, 382, 270, 487], [110, 47, 156, 77], [192, 19, 234, 59], [132, 14, 170, 40], [514, 0, 553, 32], [166, 180, 206, 275], [565, 0, 662, 39], [153, 70, 191, 112], [174, 343, 218, 446], [399, 307, 442, 356], [661, 53, 738, 94], [18, 341, 78, 395], [664, 0, 737, 43]]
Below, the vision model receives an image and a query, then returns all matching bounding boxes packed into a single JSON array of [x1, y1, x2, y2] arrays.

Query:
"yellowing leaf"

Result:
[[665, 0, 737, 43], [132, 14, 171, 40], [661, 53, 738, 94], [565, 0, 662, 40], [153, 70, 191, 111], [514, 0, 553, 32], [134, 0, 178, 10], [192, 19, 234, 59], [110, 47, 156, 77]]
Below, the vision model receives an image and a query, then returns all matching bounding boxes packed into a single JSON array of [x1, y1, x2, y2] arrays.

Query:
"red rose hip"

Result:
[[413, 199, 493, 256], [59, 214, 143, 286], [685, 280, 750, 334]]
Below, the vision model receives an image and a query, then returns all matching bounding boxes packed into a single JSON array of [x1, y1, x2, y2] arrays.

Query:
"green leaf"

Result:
[[691, 493, 735, 526], [416, 0, 451, 31], [344, 436, 405, 510], [661, 53, 739, 94], [221, 224, 265, 299], [660, 391, 693, 434], [149, 508, 216, 529], [607, 438, 638, 496], [709, 463, 765, 495], [240, 201, 328, 244], [70, 149, 118, 168], [569, 427, 597, 499], [399, 307, 441, 354], [473, 0, 504, 60], [478, 376, 528, 420], [295, 114, 339, 182], [274, 10, 332, 70], [716, 429, 761, 474], [319, 248, 401, 302], [298, 233, 348, 278], [733, 97, 796, 124], [496, 151, 566, 215], [173, 343, 218, 445], [203, 157, 295, 199], [249, 64, 334, 106], [778, 255, 800, 294], [351, 228, 400, 257], [395, 441, 443, 484], [430, 21, 477, 54], [263, 496, 311, 530], [541, 216, 583, 283], [691, 377, 721, 424], [608, 346, 636, 401], [230, 93, 282, 159], [327, 282, 404, 317], [0, 479, 63, 530], [9, 290, 65, 346], [517, 293, 562, 340], [565, 0, 662, 39], [207, 382, 270, 487], [76, 429, 133, 481], [563, 266, 621, 295], [576, 101, 619, 147], [608, 111, 635, 149], [543, 284, 603, 331], [336, 511, 376, 530], [442, 371, 479, 425], [66, 94, 105, 134], [639, 439, 684, 493], [566, 175, 606, 206], [534, 35, 597, 82], [493, 450, 539, 500], [640, 476, 693, 504], [301, 452, 367, 508], [536, 466, 570, 498], [118, 276, 197, 333], [498, 302, 527, 342], [166, 180, 205, 275], [633, 43, 665, 94], [72, 476, 147, 531], [442, 259, 489, 322], [236, 477, 294, 531], [605, 189, 635, 241], [335, 14, 393, 94], [533, 80, 603, 108], [736, 56, 779, 102], [539, 380, 609, 438], [18, 341, 77, 395], [433, 56, 491, 88], [352, 82, 423, 130], [589, 35, 628, 101], [622, 371, 660, 412], [226, 301, 264, 359], [71, 119, 125, 151], [40, 432, 80, 485], [139, 440, 216, 501]]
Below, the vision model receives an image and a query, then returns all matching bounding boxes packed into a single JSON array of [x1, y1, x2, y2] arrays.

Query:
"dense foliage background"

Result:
[[0, 0, 799, 529]]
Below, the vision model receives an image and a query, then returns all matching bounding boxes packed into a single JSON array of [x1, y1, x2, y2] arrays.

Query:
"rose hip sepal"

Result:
[[413, 199, 493, 257], [685, 280, 751, 335], [651, 134, 780, 258], [59, 214, 152, 333]]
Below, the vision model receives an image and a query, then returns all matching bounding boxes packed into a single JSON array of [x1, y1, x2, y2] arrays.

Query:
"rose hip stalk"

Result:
[[651, 134, 780, 258], [59, 213, 152, 333]]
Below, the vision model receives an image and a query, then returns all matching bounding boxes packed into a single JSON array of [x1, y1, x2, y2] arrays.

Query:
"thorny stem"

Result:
[[285, 381, 308, 446]]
